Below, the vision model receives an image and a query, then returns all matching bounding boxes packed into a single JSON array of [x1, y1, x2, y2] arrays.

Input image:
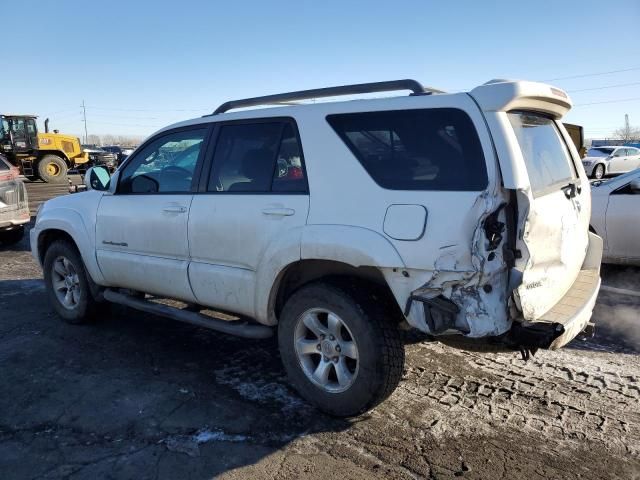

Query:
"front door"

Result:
[[609, 148, 627, 174], [606, 178, 640, 261], [188, 120, 309, 318], [96, 126, 210, 301]]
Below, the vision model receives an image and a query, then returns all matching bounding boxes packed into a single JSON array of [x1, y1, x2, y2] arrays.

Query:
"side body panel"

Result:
[[95, 194, 196, 301], [188, 195, 309, 319]]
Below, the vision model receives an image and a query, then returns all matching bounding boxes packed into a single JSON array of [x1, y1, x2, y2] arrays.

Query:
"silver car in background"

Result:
[[590, 168, 640, 265], [0, 154, 29, 245], [582, 146, 640, 179]]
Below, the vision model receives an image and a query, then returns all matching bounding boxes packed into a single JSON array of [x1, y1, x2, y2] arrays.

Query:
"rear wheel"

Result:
[[0, 226, 25, 245], [43, 240, 97, 323], [38, 155, 67, 184], [278, 280, 404, 417], [592, 164, 605, 180]]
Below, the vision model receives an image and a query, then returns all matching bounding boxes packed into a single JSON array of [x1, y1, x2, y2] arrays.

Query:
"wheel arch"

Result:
[[254, 225, 406, 326], [38, 150, 71, 164], [266, 259, 404, 326], [34, 214, 105, 285]]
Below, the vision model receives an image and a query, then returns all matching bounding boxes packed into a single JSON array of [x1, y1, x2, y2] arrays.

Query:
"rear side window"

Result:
[[327, 108, 487, 191], [508, 112, 575, 194], [208, 121, 307, 193]]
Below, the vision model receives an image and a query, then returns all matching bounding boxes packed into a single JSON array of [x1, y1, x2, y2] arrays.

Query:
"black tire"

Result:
[[278, 280, 405, 417], [37, 155, 67, 184], [0, 226, 25, 245], [43, 240, 97, 324], [592, 164, 605, 180]]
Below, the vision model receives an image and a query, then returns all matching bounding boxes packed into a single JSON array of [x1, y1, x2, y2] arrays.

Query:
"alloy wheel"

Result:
[[294, 308, 359, 393]]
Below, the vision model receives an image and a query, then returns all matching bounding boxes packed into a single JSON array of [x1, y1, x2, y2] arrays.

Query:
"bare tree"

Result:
[[86, 134, 101, 146], [613, 118, 640, 143]]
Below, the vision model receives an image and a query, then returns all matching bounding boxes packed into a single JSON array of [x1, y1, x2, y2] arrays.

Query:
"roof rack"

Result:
[[211, 79, 444, 115]]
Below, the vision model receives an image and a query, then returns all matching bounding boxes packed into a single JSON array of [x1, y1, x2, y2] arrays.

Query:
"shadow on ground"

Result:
[[0, 280, 352, 479]]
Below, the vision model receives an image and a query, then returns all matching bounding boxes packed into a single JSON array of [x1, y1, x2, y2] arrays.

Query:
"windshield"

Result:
[[587, 147, 614, 157], [508, 111, 575, 195]]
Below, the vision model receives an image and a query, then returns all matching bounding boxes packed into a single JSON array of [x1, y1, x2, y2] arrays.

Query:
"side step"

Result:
[[103, 289, 273, 339]]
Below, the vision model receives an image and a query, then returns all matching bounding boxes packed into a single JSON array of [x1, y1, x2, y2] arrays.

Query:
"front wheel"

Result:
[[43, 240, 97, 323], [592, 164, 605, 180], [278, 281, 405, 417], [38, 155, 68, 184]]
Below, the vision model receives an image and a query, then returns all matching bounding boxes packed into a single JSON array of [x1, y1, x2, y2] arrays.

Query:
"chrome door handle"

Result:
[[262, 208, 295, 216], [163, 205, 187, 213]]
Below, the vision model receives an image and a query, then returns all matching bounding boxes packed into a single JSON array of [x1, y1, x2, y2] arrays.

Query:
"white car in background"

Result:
[[582, 146, 640, 179], [590, 169, 640, 265]]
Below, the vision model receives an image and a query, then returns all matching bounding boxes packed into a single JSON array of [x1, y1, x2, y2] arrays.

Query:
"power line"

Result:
[[543, 66, 640, 81], [85, 105, 208, 113], [567, 81, 640, 93], [573, 97, 640, 107], [89, 120, 163, 128]]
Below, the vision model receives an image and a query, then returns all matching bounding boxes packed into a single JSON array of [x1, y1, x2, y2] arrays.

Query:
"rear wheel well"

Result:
[[38, 229, 77, 265], [271, 260, 403, 323]]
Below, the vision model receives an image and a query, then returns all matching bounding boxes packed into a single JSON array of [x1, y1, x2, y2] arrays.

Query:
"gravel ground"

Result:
[[0, 179, 638, 479]]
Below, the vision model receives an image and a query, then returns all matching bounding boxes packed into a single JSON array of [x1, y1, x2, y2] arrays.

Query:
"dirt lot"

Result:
[[1, 179, 639, 479]]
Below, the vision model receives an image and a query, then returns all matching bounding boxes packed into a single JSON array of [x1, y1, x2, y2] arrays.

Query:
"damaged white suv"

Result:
[[31, 79, 602, 416]]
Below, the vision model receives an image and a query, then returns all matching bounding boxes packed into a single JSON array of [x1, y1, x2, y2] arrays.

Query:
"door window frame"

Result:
[[115, 124, 215, 195], [197, 116, 309, 195]]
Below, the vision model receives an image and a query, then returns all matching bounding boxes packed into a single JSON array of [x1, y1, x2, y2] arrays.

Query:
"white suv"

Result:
[[31, 79, 603, 416]]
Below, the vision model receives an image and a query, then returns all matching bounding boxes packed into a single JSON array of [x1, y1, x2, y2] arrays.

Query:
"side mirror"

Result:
[[84, 166, 111, 191], [629, 179, 640, 194]]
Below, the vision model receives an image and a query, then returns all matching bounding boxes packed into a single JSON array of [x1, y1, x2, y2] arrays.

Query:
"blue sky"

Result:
[[4, 0, 639, 140]]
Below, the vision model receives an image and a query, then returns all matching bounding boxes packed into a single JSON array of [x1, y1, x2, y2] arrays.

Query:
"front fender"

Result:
[[32, 208, 105, 285]]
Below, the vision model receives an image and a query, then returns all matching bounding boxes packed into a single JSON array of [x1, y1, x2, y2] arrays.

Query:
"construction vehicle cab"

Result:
[[0, 114, 89, 183]]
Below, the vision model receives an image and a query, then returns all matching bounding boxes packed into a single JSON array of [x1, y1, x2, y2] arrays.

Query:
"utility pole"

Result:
[[82, 100, 88, 144]]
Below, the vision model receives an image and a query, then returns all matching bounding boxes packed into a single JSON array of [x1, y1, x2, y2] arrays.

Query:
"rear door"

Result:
[[507, 112, 589, 320], [609, 148, 627, 173], [96, 126, 210, 301], [188, 119, 309, 318]]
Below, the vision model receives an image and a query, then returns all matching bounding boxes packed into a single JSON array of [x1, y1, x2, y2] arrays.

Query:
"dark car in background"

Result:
[[101, 145, 135, 166], [81, 145, 118, 172], [0, 154, 29, 245]]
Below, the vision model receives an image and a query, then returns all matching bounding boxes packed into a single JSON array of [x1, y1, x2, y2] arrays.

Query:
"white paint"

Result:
[[30, 79, 601, 348]]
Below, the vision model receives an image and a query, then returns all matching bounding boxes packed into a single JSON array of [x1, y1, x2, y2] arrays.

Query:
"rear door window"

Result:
[[208, 121, 307, 193], [327, 108, 487, 191], [508, 112, 576, 195]]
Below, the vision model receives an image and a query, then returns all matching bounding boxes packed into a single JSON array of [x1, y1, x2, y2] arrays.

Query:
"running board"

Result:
[[103, 289, 273, 339]]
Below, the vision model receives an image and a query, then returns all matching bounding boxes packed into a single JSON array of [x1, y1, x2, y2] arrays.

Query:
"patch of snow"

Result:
[[194, 428, 248, 443], [214, 365, 310, 415]]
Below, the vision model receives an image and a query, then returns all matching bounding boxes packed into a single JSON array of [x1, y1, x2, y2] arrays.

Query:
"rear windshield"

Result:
[[587, 147, 614, 157], [327, 108, 487, 191], [508, 112, 575, 194]]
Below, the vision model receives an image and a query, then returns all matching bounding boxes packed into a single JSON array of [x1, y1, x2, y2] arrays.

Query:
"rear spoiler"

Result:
[[469, 80, 572, 119]]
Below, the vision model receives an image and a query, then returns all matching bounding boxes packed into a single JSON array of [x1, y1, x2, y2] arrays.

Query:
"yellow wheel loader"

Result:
[[0, 114, 89, 183]]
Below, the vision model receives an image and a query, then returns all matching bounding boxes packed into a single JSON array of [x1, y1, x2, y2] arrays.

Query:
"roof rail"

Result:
[[211, 79, 444, 115]]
